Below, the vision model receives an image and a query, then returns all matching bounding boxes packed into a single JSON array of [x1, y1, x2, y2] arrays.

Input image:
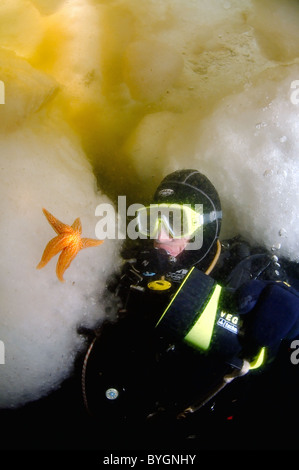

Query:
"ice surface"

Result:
[[0, 113, 121, 407], [189, 65, 299, 261], [0, 51, 121, 407], [128, 65, 299, 261]]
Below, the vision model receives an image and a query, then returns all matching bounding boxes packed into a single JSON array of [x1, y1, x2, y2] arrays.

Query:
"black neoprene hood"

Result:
[[153, 169, 222, 264]]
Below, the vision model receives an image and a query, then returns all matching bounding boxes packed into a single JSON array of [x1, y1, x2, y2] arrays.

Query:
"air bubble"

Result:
[[279, 228, 287, 238], [255, 122, 267, 129], [271, 243, 281, 251]]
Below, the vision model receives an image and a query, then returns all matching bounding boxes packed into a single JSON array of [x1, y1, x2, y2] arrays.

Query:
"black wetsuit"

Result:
[[82, 236, 299, 446]]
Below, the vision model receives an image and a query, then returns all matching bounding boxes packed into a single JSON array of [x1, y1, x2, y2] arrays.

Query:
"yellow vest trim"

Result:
[[249, 347, 266, 370], [184, 284, 222, 350], [156, 267, 195, 327]]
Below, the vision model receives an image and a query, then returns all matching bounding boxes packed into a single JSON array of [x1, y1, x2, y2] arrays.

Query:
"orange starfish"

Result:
[[37, 208, 103, 282]]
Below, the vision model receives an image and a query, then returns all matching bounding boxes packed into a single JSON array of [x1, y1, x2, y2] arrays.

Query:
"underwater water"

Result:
[[0, 0, 299, 454]]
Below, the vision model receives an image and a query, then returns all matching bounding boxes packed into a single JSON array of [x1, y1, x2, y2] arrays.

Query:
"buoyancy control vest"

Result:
[[81, 235, 299, 424], [155, 265, 266, 370]]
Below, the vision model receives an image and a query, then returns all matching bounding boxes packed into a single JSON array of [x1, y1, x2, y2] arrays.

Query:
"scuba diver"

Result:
[[81, 169, 299, 447]]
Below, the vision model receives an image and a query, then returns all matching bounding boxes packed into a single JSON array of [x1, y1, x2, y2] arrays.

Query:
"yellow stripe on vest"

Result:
[[184, 284, 222, 350], [249, 347, 266, 370], [156, 266, 195, 327]]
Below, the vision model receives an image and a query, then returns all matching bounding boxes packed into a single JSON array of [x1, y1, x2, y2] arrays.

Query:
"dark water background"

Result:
[[0, 340, 298, 463]]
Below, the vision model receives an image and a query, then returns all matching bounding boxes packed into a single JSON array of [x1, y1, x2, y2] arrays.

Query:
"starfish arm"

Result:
[[36, 234, 73, 269], [55, 242, 81, 282], [71, 217, 82, 234], [81, 238, 104, 248], [42, 208, 73, 235]]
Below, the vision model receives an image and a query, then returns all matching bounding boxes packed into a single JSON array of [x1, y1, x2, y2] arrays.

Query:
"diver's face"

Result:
[[153, 227, 189, 257]]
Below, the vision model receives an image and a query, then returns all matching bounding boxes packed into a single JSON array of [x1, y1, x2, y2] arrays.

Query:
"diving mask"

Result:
[[136, 203, 203, 239]]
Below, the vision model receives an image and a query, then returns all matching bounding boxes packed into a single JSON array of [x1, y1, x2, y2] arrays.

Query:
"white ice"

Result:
[[0, 49, 121, 408]]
